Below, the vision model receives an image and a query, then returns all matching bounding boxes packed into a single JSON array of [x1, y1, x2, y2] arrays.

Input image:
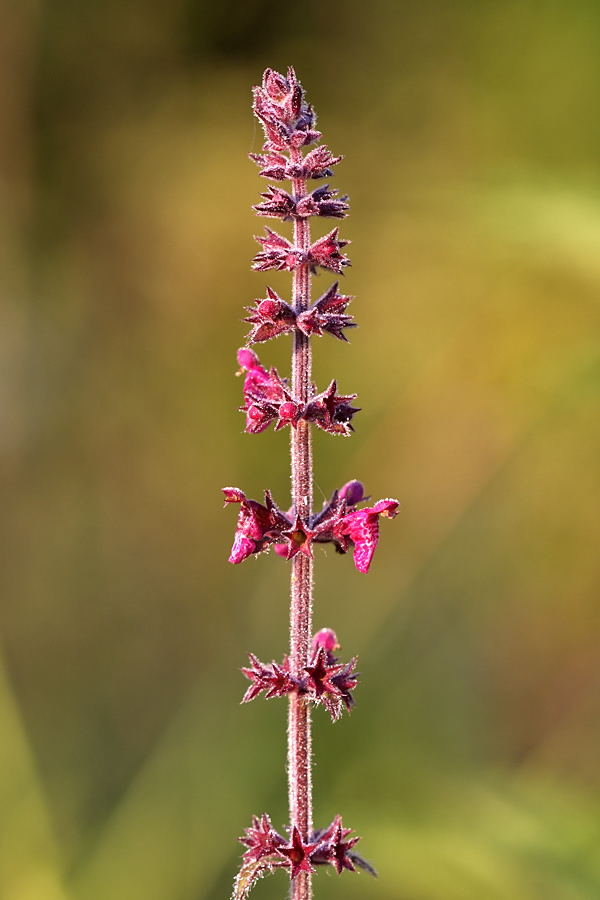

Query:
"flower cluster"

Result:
[[237, 347, 360, 436], [223, 481, 398, 573], [254, 184, 349, 220], [235, 812, 375, 897], [244, 282, 355, 344], [241, 628, 358, 721], [226, 67, 398, 900], [253, 226, 350, 274]]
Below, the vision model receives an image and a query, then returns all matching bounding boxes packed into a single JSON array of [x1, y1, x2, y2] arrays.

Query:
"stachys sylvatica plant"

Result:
[[223, 67, 399, 900]]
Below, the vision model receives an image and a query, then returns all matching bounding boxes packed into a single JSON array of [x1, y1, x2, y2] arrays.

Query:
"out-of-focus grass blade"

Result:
[[0, 653, 72, 900]]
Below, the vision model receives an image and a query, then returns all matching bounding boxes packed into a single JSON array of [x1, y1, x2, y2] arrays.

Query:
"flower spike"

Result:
[[227, 69, 397, 900]]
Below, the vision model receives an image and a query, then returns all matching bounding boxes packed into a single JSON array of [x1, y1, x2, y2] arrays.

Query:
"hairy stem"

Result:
[[288, 159, 313, 900]]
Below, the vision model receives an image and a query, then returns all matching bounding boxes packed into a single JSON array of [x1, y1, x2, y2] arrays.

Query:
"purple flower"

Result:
[[224, 482, 398, 573], [240, 630, 358, 721], [338, 479, 366, 505]]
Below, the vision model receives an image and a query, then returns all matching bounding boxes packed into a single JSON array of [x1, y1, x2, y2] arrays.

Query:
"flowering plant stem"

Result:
[[289, 164, 313, 900], [224, 67, 398, 900]]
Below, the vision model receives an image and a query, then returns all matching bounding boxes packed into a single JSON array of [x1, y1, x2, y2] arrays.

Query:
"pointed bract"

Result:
[[304, 379, 360, 436], [240, 813, 286, 863], [252, 227, 306, 272], [241, 654, 298, 702], [297, 281, 356, 341], [308, 228, 351, 273], [278, 826, 320, 879]]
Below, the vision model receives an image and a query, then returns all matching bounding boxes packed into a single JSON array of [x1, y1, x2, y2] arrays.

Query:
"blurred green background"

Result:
[[2, 1, 600, 898]]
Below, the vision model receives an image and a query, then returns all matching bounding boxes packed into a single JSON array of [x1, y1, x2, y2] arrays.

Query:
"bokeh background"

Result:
[[2, 1, 600, 898]]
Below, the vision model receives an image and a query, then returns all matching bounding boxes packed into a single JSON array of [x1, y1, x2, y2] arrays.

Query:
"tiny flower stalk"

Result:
[[224, 67, 398, 900]]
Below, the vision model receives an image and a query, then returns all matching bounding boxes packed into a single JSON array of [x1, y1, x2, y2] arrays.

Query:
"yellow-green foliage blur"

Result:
[[1, 1, 600, 899]]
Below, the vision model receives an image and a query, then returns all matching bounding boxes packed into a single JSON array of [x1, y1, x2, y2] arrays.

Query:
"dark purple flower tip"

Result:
[[297, 281, 356, 341], [340, 498, 399, 573], [253, 76, 301, 137], [277, 826, 320, 879], [312, 628, 340, 654], [339, 479, 365, 506], [258, 67, 304, 123], [330, 656, 360, 713], [308, 228, 351, 273], [252, 67, 321, 153]]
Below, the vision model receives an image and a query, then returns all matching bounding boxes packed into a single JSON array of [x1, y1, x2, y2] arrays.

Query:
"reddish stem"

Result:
[[288, 155, 313, 900]]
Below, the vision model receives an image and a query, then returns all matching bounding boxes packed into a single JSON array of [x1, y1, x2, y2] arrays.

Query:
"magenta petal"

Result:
[[229, 533, 256, 565], [350, 515, 379, 573], [341, 499, 399, 573]]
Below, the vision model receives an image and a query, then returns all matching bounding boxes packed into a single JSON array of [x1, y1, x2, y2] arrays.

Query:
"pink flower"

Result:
[[339, 499, 399, 573], [222, 487, 290, 564]]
